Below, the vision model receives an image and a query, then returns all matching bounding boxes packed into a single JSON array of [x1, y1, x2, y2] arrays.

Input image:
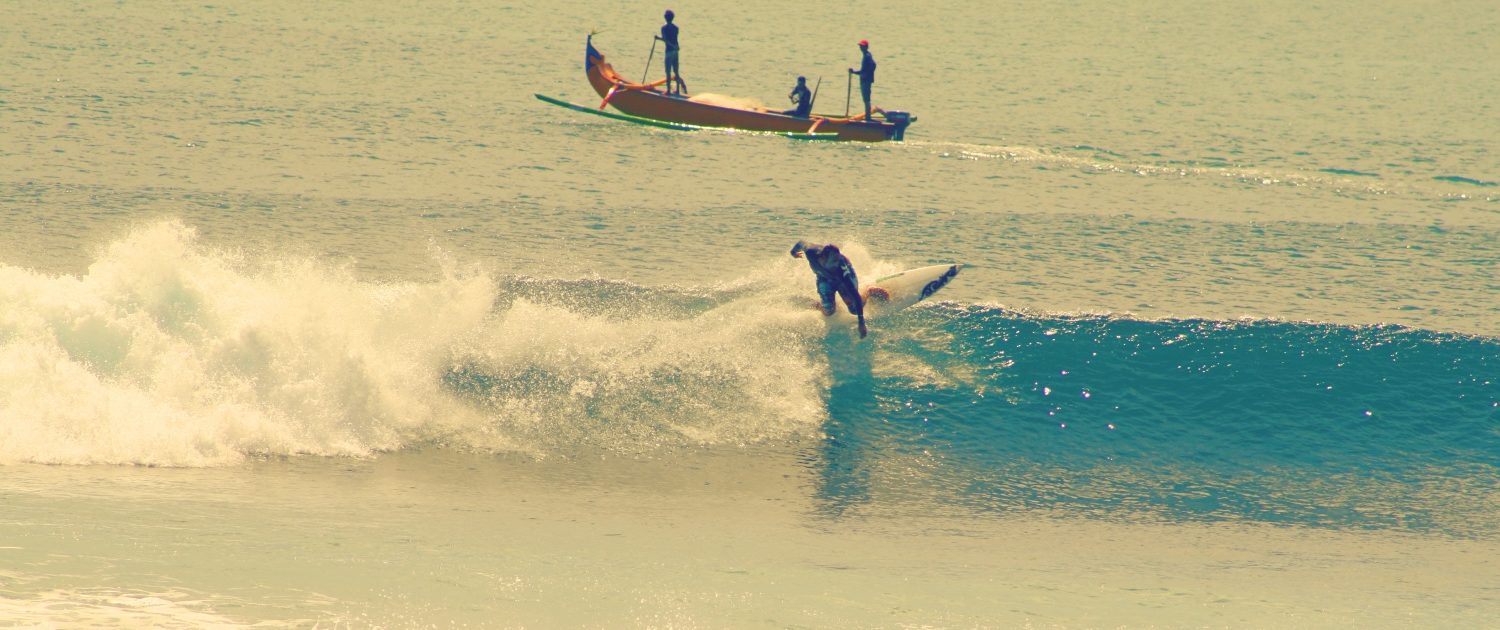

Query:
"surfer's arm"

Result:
[[790, 240, 817, 258]]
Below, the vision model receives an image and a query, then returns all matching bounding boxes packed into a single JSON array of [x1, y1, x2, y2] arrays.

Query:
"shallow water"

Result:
[[2, 0, 1498, 626], [4, 450, 1497, 627]]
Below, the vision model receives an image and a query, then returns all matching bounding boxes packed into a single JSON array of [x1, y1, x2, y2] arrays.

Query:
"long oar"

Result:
[[640, 38, 658, 84], [808, 76, 822, 111], [844, 73, 852, 118]]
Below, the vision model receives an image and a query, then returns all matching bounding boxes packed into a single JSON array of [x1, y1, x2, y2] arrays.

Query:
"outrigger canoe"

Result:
[[576, 35, 915, 142], [533, 94, 839, 141]]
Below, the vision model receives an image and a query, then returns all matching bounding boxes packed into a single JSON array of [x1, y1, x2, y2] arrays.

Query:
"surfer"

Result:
[[790, 240, 882, 338], [848, 39, 876, 120], [783, 76, 813, 118], [655, 10, 687, 96]]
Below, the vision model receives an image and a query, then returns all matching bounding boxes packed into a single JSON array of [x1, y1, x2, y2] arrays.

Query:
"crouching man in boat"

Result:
[[783, 76, 813, 118], [791, 240, 887, 339]]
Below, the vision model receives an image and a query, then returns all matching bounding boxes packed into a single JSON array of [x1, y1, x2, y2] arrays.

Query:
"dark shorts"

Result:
[[817, 277, 862, 316], [664, 49, 680, 76]]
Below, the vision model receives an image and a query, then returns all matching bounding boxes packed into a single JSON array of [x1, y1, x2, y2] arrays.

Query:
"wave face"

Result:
[[3, 222, 1495, 534], [815, 306, 1499, 535]]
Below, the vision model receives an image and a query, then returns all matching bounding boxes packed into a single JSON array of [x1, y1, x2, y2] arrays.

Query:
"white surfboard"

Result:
[[863, 263, 962, 318]]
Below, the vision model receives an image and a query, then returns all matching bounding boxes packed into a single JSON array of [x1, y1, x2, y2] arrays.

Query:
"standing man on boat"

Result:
[[791, 240, 877, 339], [848, 39, 876, 120], [784, 76, 813, 118], [655, 10, 686, 96]]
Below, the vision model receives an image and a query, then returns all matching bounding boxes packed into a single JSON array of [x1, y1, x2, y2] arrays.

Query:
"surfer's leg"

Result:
[[816, 278, 837, 316], [837, 283, 864, 317], [841, 286, 868, 338]]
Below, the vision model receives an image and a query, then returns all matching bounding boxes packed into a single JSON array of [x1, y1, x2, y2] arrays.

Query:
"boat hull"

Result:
[[534, 93, 840, 140]]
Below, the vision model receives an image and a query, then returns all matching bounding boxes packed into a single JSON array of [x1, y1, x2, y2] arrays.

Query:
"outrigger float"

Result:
[[534, 35, 916, 142]]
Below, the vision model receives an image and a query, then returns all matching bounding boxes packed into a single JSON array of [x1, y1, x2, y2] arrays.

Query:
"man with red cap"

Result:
[[848, 39, 876, 121]]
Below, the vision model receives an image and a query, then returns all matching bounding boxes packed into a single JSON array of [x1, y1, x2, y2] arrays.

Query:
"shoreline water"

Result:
[[4, 446, 1496, 627]]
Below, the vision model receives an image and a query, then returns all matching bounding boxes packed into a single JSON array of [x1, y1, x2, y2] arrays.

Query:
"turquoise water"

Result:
[[820, 310, 1498, 533], [2, 0, 1498, 626]]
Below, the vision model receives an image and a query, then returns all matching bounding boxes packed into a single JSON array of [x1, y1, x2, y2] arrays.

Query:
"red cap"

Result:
[[858, 39, 869, 47]]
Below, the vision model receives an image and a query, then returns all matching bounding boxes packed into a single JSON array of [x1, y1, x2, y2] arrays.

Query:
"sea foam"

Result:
[[0, 220, 838, 466]]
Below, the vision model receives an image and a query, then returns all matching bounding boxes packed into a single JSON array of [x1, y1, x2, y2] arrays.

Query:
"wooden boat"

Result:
[[583, 35, 915, 142], [533, 94, 839, 141]]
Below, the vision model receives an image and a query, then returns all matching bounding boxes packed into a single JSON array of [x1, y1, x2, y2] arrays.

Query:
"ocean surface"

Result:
[[2, 0, 1498, 627]]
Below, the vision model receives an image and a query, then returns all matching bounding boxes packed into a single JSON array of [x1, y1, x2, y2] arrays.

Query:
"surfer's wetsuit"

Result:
[[791, 240, 867, 337]]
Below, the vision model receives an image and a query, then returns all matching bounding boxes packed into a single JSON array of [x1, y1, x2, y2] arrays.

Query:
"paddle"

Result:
[[808, 76, 822, 111], [844, 73, 852, 118], [640, 37, 658, 84]]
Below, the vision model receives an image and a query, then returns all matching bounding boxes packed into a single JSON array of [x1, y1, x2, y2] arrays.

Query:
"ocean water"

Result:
[[2, 0, 1498, 627]]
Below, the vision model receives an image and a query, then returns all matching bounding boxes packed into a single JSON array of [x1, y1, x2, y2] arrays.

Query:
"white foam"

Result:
[[0, 220, 494, 466], [0, 586, 291, 629], [450, 287, 830, 454], [0, 220, 854, 466]]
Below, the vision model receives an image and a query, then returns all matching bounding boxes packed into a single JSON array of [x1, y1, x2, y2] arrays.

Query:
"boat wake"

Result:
[[906, 140, 1500, 205]]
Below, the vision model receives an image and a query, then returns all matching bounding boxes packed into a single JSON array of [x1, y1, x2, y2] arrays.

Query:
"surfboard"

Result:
[[863, 264, 962, 317]]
